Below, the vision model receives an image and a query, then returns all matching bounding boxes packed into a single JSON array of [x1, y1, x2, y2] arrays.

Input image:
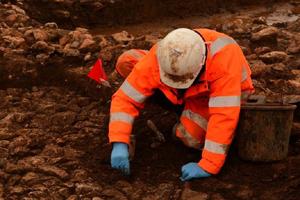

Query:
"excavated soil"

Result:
[[21, 0, 283, 28], [1, 0, 300, 199], [1, 86, 300, 200]]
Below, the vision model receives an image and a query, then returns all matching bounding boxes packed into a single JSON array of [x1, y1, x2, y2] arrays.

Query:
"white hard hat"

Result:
[[157, 28, 206, 89]]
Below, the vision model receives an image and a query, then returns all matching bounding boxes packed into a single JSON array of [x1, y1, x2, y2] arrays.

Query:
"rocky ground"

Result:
[[1, 86, 300, 200], [0, 0, 300, 199], [16, 0, 284, 28]]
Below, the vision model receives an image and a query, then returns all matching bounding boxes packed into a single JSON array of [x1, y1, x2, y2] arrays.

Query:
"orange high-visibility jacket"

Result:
[[109, 28, 254, 174]]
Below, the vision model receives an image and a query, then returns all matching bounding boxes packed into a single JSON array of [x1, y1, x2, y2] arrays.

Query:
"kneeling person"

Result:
[[109, 28, 254, 180]]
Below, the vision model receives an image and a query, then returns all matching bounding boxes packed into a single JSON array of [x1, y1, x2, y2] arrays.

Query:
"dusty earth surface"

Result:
[[1, 0, 300, 199]]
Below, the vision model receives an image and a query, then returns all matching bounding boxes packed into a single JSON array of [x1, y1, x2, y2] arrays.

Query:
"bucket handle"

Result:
[[245, 95, 266, 104]]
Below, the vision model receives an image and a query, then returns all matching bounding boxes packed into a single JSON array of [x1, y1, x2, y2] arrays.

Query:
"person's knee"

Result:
[[173, 123, 203, 150]]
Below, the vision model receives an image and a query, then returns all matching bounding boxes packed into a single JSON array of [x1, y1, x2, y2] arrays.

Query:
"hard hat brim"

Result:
[[159, 65, 200, 89]]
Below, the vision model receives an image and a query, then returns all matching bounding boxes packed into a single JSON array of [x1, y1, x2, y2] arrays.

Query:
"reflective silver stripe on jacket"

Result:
[[120, 80, 147, 103], [177, 123, 201, 150], [110, 112, 134, 124], [204, 139, 229, 154], [181, 109, 208, 131], [210, 37, 237, 57], [241, 65, 248, 82], [209, 96, 241, 107]]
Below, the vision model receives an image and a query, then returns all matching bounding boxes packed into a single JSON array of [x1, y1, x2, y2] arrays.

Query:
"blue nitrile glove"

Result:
[[180, 162, 211, 181], [111, 142, 130, 175]]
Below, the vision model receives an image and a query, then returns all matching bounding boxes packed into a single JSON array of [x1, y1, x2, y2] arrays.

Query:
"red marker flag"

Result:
[[87, 59, 111, 87]]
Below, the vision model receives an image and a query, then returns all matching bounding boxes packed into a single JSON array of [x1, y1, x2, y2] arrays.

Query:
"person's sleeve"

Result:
[[108, 47, 159, 144], [198, 45, 243, 174]]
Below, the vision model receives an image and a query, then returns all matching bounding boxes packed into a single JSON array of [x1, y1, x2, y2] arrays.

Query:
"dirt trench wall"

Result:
[[21, 0, 282, 28]]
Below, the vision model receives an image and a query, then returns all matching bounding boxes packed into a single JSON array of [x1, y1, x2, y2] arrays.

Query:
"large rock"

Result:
[[72, 169, 89, 182], [63, 44, 80, 57], [288, 42, 300, 54], [98, 35, 111, 48], [79, 38, 95, 50], [36, 53, 50, 63], [249, 59, 270, 78], [222, 18, 252, 38], [31, 41, 55, 54], [5, 14, 18, 23], [11, 5, 26, 15], [283, 95, 300, 104], [32, 29, 48, 41], [287, 79, 300, 94], [20, 172, 41, 185], [24, 29, 35, 43], [259, 51, 288, 64], [59, 34, 71, 46], [112, 31, 134, 43], [75, 183, 102, 195], [84, 52, 92, 61], [287, 18, 300, 32], [269, 63, 294, 79], [36, 165, 69, 180], [2, 35, 25, 48], [18, 155, 46, 167], [291, 69, 300, 78], [253, 16, 267, 25], [45, 22, 58, 29], [4, 162, 33, 174], [251, 27, 279, 41], [70, 41, 80, 48], [254, 46, 271, 55]]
